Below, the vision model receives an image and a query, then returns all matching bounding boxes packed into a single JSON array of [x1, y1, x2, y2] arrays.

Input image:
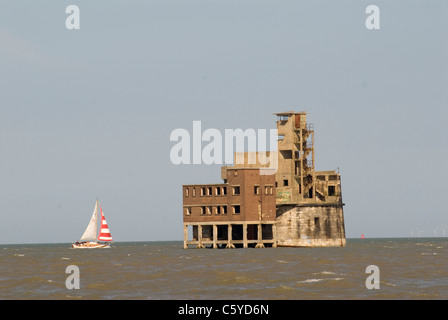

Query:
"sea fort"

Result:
[[181, 111, 346, 248]]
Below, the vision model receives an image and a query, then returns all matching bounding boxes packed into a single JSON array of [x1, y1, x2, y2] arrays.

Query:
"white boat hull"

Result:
[[72, 241, 111, 249]]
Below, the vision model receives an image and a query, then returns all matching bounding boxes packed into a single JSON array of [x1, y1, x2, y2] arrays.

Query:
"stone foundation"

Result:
[[276, 204, 346, 247]]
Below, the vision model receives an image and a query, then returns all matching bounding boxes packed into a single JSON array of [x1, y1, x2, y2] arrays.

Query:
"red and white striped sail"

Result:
[[98, 204, 113, 242]]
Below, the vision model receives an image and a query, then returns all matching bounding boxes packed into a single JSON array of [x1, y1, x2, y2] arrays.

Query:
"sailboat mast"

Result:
[[94, 199, 99, 240]]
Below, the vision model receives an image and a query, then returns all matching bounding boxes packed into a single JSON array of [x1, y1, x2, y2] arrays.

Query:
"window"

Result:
[[216, 206, 221, 214], [233, 186, 240, 195], [185, 207, 191, 215], [314, 217, 320, 228], [283, 179, 288, 187], [280, 150, 292, 159], [328, 185, 335, 196], [200, 206, 206, 215], [233, 205, 241, 214], [192, 188, 196, 197], [222, 206, 228, 215], [185, 188, 189, 197], [215, 187, 221, 196], [222, 187, 227, 195], [207, 206, 212, 214], [201, 186, 213, 196], [254, 186, 260, 195], [266, 186, 273, 195]]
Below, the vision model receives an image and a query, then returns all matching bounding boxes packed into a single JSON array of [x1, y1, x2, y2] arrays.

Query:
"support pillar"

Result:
[[272, 223, 277, 248], [213, 224, 217, 249], [243, 223, 248, 248], [226, 224, 235, 248], [255, 223, 264, 248], [197, 224, 204, 248], [183, 224, 188, 249]]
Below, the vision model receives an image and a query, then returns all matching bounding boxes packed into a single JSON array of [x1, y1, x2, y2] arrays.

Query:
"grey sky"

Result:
[[0, 1, 447, 244]]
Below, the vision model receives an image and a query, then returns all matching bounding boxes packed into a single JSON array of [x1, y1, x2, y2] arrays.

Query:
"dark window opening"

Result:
[[280, 150, 292, 159]]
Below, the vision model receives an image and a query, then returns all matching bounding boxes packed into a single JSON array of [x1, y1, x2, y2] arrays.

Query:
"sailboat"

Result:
[[72, 200, 113, 249]]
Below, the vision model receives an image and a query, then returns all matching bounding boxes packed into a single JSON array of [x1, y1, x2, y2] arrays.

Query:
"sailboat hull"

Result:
[[72, 241, 111, 249]]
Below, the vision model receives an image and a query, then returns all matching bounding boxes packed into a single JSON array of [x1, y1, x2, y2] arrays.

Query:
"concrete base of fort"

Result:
[[276, 203, 346, 247]]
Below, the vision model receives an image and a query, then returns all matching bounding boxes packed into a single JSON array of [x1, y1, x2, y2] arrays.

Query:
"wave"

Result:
[[297, 277, 344, 284]]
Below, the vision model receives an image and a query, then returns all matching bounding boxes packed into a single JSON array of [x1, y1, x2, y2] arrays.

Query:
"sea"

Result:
[[1, 238, 447, 301]]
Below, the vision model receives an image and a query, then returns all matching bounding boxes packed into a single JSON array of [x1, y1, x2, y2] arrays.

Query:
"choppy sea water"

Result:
[[1, 238, 447, 300]]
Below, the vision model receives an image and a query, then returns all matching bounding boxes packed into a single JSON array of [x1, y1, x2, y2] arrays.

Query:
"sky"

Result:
[[0, 0, 447, 244]]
